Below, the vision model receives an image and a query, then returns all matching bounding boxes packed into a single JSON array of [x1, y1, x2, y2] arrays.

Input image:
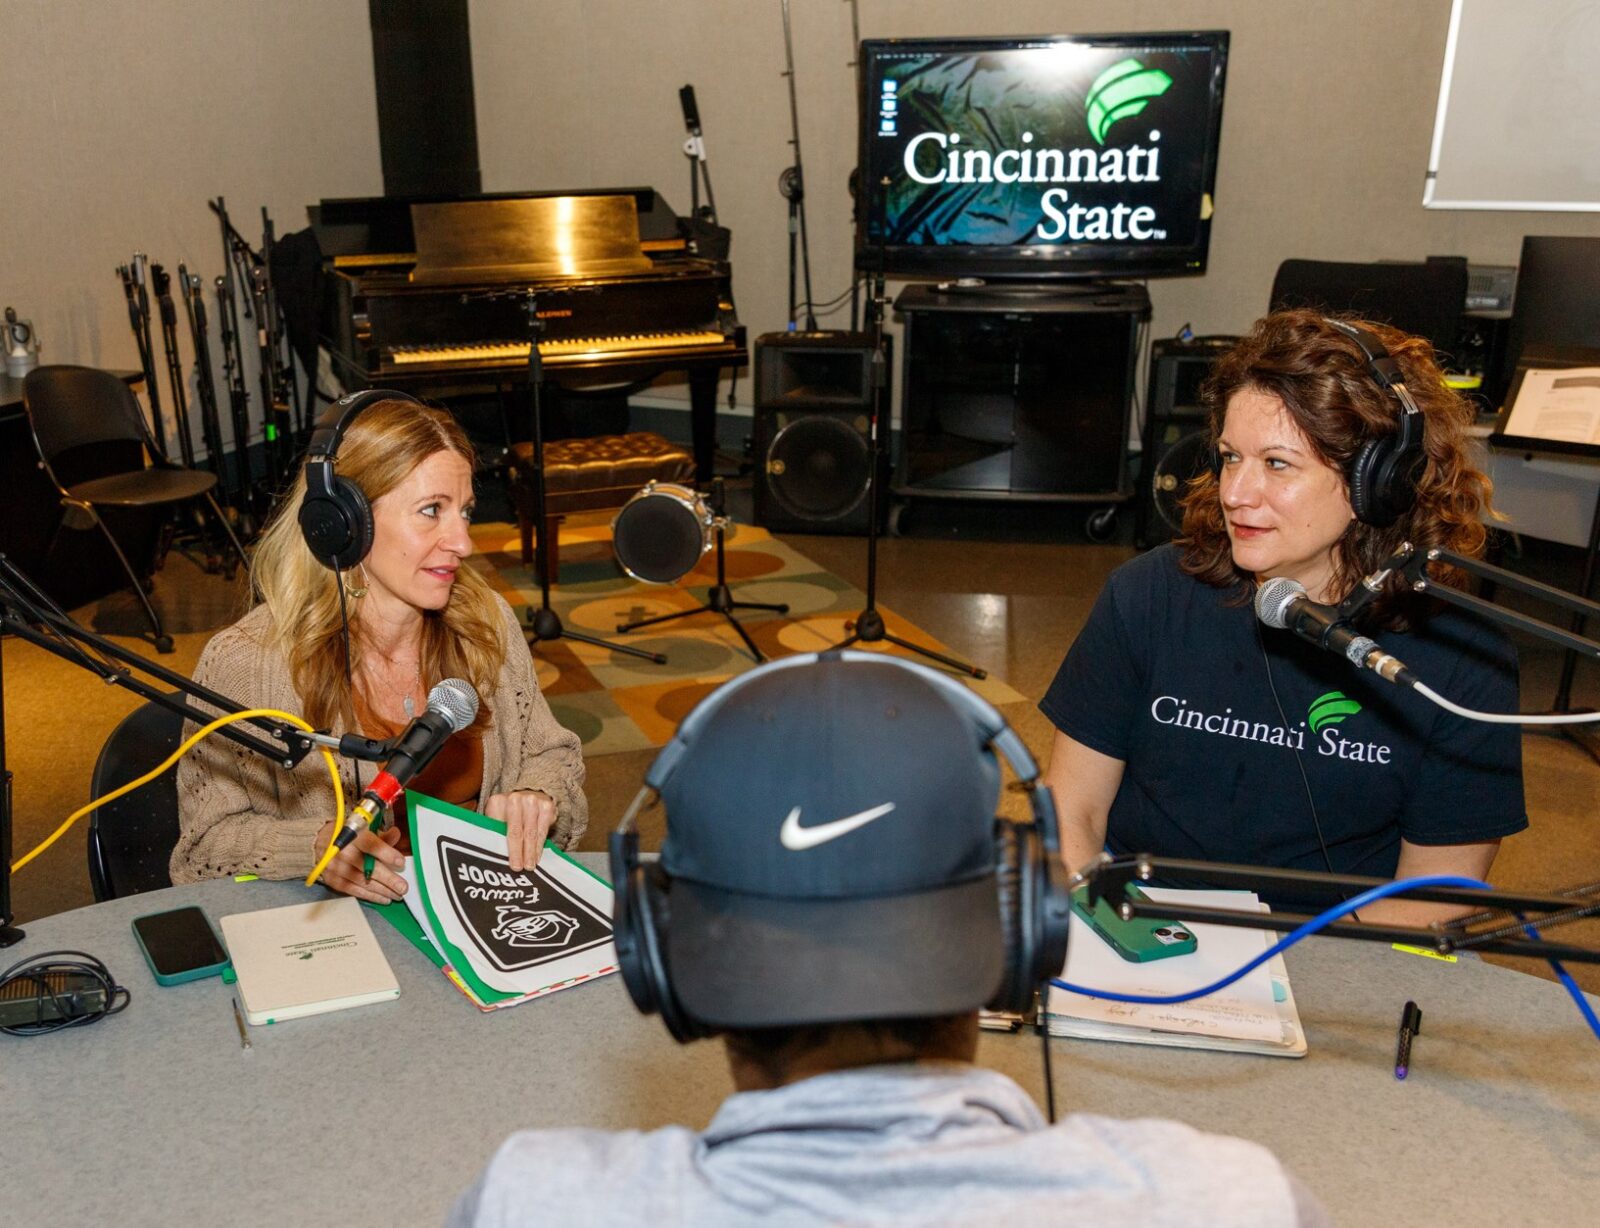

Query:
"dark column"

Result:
[[369, 0, 482, 197]]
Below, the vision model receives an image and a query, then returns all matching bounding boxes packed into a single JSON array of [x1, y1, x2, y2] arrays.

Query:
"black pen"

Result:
[[1394, 1000, 1421, 1080]]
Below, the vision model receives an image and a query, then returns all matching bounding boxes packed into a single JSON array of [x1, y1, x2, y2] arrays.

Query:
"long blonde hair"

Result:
[[251, 399, 503, 730]]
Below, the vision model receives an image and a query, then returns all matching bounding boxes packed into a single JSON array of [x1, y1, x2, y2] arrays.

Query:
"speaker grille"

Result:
[[766, 415, 871, 520]]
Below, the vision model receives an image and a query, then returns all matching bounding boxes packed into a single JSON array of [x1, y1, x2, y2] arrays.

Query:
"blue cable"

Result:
[[1051, 874, 1600, 1042]]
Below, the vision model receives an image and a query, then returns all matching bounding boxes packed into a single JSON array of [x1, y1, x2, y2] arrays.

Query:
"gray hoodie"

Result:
[[447, 1063, 1328, 1227]]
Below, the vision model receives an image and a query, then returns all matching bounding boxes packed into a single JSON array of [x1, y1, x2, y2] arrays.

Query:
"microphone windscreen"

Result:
[[428, 678, 480, 732], [1254, 577, 1307, 629]]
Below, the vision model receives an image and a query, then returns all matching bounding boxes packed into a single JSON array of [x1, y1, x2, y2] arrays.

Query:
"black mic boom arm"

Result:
[[1391, 541, 1600, 662], [1078, 854, 1600, 965]]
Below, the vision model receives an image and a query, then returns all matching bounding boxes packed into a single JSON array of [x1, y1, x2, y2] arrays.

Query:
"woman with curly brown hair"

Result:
[[1040, 310, 1526, 923], [172, 396, 587, 900]]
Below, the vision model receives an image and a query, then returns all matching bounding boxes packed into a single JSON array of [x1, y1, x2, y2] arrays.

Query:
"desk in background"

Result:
[[2, 859, 1597, 1226]]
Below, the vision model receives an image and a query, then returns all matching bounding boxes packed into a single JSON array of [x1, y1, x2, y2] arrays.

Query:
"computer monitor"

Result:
[[1493, 236, 1600, 408]]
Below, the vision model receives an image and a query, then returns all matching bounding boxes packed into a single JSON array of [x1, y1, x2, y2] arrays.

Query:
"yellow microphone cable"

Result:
[[9, 708, 345, 876]]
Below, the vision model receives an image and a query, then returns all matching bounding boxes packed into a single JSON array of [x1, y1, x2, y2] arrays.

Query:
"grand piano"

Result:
[[311, 187, 744, 479]]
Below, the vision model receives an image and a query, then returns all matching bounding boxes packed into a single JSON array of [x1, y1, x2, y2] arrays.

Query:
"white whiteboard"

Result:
[[1425, 0, 1600, 211]]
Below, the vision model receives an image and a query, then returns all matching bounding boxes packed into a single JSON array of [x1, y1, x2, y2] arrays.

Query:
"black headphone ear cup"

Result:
[[298, 476, 375, 570], [1345, 438, 1383, 526], [1346, 435, 1420, 529], [635, 863, 707, 1043], [337, 477, 375, 566], [608, 832, 660, 1018], [989, 820, 1034, 1015]]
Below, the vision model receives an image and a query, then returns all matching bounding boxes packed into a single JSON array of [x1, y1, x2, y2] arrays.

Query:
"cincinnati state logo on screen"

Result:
[[898, 56, 1179, 244], [1149, 689, 1393, 764]]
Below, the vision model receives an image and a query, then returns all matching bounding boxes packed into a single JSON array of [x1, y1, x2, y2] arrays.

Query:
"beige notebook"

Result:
[[221, 897, 400, 1025]]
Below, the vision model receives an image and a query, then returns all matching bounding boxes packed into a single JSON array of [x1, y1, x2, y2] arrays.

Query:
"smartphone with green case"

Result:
[[131, 906, 230, 986], [1071, 883, 1198, 963]]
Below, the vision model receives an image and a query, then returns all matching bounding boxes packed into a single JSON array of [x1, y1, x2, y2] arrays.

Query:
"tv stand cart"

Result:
[[892, 281, 1149, 539]]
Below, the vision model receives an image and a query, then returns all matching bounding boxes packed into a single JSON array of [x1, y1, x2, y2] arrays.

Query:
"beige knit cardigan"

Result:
[[170, 596, 588, 884]]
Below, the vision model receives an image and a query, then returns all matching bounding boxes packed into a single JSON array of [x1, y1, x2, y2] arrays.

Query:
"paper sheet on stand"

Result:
[[1048, 887, 1287, 1044]]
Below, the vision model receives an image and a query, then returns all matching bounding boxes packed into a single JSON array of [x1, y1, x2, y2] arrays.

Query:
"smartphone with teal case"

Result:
[[132, 906, 230, 986], [1071, 883, 1198, 963]]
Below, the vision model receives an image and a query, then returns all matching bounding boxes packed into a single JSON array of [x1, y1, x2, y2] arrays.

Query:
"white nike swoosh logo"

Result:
[[778, 803, 897, 851]]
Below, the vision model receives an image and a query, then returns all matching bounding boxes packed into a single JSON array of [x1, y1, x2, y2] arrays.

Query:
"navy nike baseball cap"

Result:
[[647, 651, 1005, 1029]]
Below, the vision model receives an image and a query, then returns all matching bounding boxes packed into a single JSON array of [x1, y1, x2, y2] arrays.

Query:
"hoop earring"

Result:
[[343, 566, 368, 600]]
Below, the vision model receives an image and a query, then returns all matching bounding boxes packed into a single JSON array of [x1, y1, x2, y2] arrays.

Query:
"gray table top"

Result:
[[3, 860, 1598, 1226]]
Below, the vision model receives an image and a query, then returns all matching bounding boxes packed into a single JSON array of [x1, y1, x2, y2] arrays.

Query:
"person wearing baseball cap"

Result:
[[449, 652, 1326, 1227]]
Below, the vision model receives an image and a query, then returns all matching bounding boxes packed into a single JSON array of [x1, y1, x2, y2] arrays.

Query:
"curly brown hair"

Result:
[[1178, 309, 1493, 630]]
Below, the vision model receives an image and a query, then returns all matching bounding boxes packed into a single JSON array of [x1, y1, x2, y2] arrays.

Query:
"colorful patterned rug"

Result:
[[468, 517, 1025, 755]]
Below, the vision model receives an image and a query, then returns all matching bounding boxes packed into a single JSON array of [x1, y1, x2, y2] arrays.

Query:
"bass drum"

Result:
[[611, 482, 718, 584]]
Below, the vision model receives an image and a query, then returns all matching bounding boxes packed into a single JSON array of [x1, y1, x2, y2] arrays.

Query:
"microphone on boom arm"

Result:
[[1255, 577, 1418, 689], [332, 678, 480, 851]]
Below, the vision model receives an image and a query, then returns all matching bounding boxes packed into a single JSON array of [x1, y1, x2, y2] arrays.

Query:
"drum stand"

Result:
[[615, 478, 789, 663], [519, 293, 666, 665]]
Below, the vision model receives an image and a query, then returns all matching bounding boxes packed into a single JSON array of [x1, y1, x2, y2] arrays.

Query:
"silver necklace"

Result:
[[367, 655, 422, 719]]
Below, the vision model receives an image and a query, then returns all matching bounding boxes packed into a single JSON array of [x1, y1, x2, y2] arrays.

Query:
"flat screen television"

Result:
[[856, 32, 1229, 281]]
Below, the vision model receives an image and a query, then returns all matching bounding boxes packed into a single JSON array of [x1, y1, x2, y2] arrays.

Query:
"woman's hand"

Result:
[[487, 790, 557, 871], [312, 820, 407, 903]]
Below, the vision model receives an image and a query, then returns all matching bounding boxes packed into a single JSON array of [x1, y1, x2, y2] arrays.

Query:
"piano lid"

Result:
[[407, 194, 655, 285]]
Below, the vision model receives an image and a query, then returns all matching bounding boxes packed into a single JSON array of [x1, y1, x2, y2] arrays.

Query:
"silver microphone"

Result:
[[1255, 578, 1416, 687]]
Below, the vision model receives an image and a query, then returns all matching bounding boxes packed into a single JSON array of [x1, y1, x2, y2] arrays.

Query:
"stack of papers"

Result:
[[1046, 887, 1306, 1057], [221, 896, 400, 1025], [372, 795, 618, 1011]]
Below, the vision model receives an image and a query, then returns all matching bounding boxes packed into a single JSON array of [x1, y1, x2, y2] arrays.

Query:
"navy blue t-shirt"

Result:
[[1041, 547, 1527, 904]]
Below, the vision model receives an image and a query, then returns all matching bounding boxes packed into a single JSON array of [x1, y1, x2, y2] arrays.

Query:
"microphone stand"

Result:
[[515, 293, 666, 665], [211, 198, 262, 528], [151, 264, 197, 471], [181, 267, 230, 492], [0, 552, 337, 948], [118, 255, 170, 460], [826, 188, 986, 679], [1079, 853, 1600, 965], [778, 0, 816, 331], [678, 84, 719, 226]]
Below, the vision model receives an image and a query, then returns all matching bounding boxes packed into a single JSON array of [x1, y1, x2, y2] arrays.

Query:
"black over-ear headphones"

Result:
[[607, 652, 1074, 1043], [299, 389, 425, 570], [1323, 318, 1426, 529], [1208, 318, 1427, 530]]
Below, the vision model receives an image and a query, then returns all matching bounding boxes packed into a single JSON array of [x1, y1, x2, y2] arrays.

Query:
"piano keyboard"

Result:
[[389, 331, 728, 367]]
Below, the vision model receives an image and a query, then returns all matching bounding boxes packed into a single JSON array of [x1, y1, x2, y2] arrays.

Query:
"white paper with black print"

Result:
[[404, 798, 617, 996]]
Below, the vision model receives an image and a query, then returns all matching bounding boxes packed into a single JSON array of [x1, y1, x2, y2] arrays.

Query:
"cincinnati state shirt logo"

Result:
[[1149, 689, 1393, 764]]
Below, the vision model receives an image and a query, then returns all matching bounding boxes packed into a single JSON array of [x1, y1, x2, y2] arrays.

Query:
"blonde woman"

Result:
[[172, 394, 586, 900]]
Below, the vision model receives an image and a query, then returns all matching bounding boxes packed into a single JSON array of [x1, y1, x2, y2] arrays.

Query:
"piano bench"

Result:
[[505, 431, 695, 582]]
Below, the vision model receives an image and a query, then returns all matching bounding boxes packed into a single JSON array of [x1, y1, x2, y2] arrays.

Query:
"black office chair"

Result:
[[1269, 259, 1469, 361], [22, 365, 249, 653], [87, 698, 186, 902]]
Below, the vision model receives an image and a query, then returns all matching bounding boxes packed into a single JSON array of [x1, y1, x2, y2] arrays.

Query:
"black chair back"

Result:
[[88, 699, 184, 902], [1269, 259, 1469, 359], [22, 365, 150, 484]]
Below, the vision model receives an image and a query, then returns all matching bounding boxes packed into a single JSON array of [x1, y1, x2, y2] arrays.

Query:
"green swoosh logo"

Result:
[[1307, 690, 1362, 734], [1086, 59, 1174, 145]]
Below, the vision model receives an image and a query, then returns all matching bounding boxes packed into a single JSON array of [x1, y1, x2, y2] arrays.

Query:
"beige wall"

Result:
[[1, 0, 380, 444], [5, 1, 1599, 437]]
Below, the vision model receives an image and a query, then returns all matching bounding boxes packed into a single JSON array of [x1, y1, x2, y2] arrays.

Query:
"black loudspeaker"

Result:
[[1135, 337, 1236, 547], [753, 331, 889, 535]]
